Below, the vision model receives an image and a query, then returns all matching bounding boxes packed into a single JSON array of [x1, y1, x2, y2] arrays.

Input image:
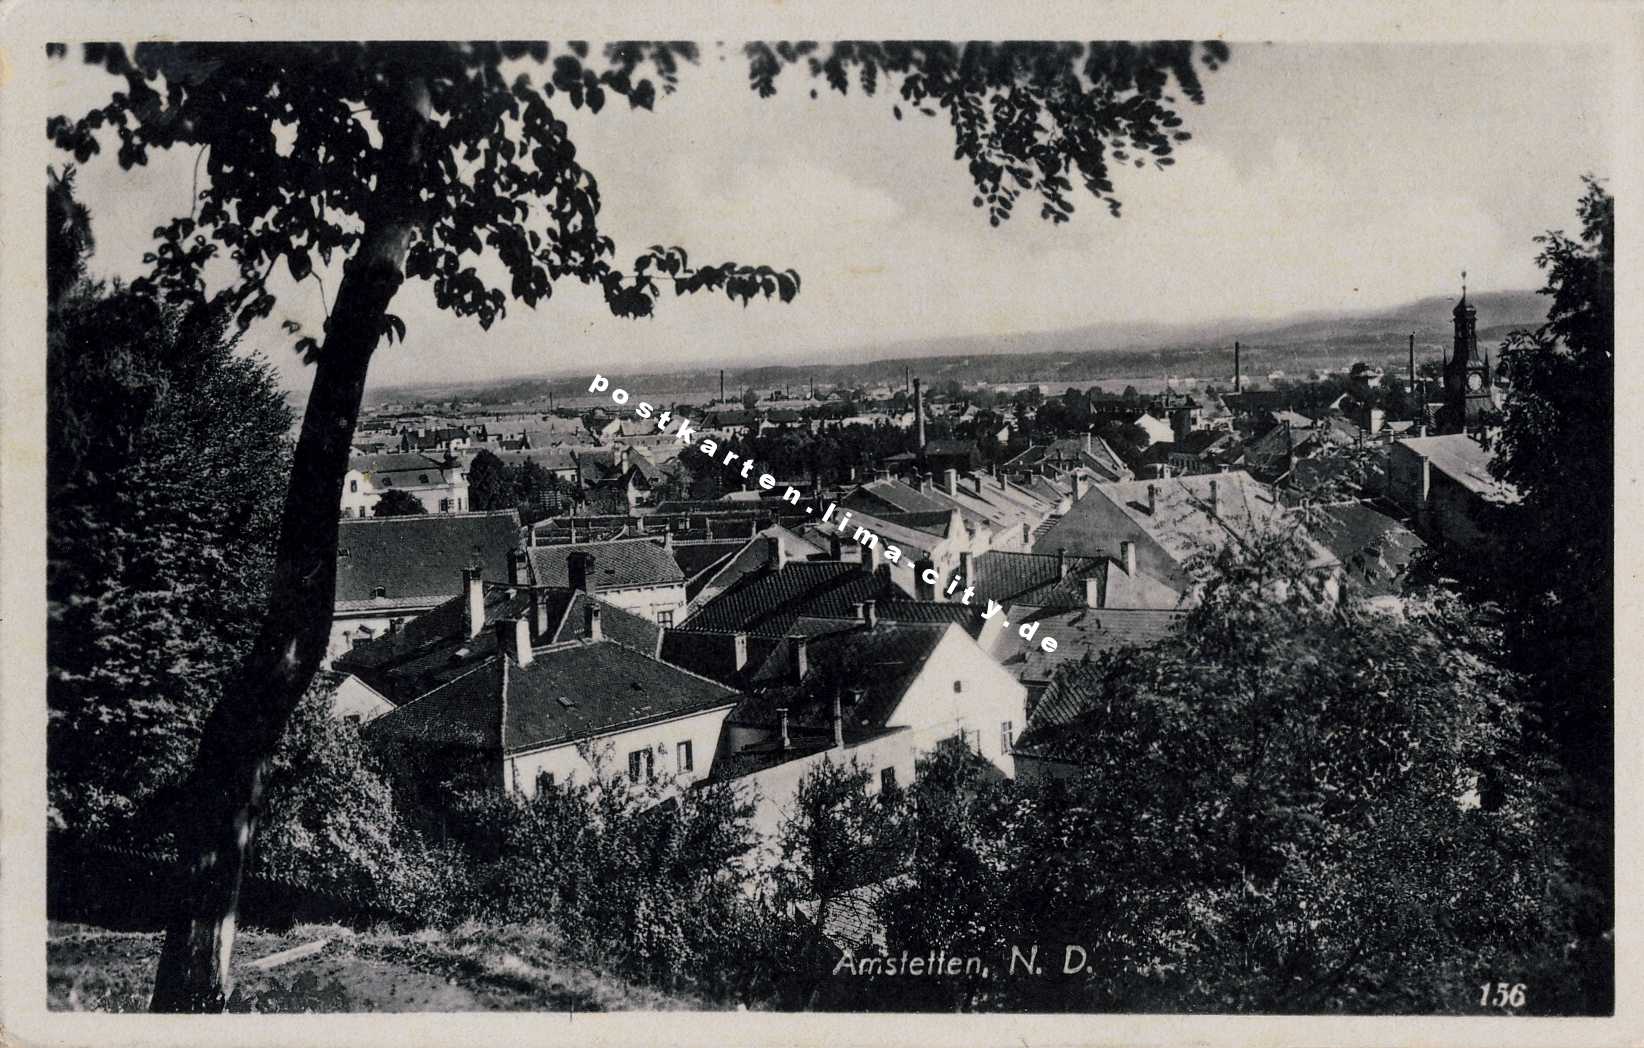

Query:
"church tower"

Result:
[[1442, 272, 1495, 433]]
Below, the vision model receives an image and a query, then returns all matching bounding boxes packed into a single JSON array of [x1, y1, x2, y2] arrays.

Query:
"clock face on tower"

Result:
[[1466, 372, 1484, 392]]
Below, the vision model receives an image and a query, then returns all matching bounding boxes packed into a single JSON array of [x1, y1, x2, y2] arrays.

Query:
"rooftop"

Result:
[[334, 511, 522, 608]]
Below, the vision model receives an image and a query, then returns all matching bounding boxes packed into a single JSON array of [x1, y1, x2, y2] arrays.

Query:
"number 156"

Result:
[[1480, 982, 1526, 1009]]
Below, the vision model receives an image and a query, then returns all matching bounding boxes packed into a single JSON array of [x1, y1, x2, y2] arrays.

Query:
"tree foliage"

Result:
[[46, 175, 292, 833], [1489, 174, 1614, 1011], [370, 488, 427, 517]]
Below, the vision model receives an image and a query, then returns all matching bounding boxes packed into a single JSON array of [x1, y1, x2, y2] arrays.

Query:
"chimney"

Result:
[[766, 533, 786, 570], [1368, 407, 1385, 436], [778, 708, 791, 752], [731, 631, 749, 673], [584, 601, 602, 642], [914, 561, 936, 601], [832, 692, 845, 749], [913, 378, 927, 448], [958, 550, 973, 585], [1147, 483, 1158, 515], [969, 474, 983, 497], [567, 551, 593, 593], [635, 515, 646, 535], [919, 475, 933, 495], [496, 617, 532, 667], [529, 585, 551, 639], [1056, 547, 1068, 579], [1083, 432, 1093, 454], [862, 599, 878, 628], [463, 567, 485, 639], [943, 468, 958, 497], [1073, 472, 1090, 501], [864, 539, 882, 574], [508, 548, 530, 587], [791, 635, 809, 682], [1119, 539, 1136, 576], [1208, 479, 1219, 515], [830, 533, 845, 560], [1085, 576, 1103, 610], [1234, 340, 1242, 393]]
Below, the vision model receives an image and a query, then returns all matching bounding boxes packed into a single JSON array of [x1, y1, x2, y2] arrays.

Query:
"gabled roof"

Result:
[[970, 550, 1180, 611], [334, 511, 522, 608], [1305, 501, 1426, 598], [527, 538, 686, 591], [370, 640, 740, 754], [844, 478, 953, 515], [729, 622, 952, 738], [1396, 434, 1520, 504], [336, 581, 661, 701], [1008, 608, 1184, 684], [679, 562, 894, 638], [1047, 473, 1318, 574]]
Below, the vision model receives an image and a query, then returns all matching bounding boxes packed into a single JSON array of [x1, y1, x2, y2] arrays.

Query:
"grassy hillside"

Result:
[[48, 922, 716, 1013]]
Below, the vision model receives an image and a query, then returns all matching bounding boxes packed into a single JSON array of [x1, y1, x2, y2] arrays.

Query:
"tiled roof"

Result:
[[731, 622, 951, 737], [336, 581, 660, 701], [679, 562, 895, 638], [1010, 607, 1183, 684], [1397, 434, 1520, 504], [1042, 472, 1325, 573], [334, 511, 522, 605], [349, 451, 454, 476], [971, 550, 1103, 606], [370, 640, 740, 754], [1305, 501, 1426, 598], [527, 538, 685, 591], [671, 540, 745, 581], [845, 478, 952, 515]]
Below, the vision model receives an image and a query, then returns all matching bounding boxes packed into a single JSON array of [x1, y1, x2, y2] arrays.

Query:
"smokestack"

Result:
[[720, 368, 725, 404], [832, 692, 845, 749], [731, 632, 748, 673], [584, 601, 602, 642], [1147, 483, 1158, 515], [1119, 539, 1136, 577], [1056, 546, 1068, 580], [913, 378, 926, 449], [509, 548, 530, 587], [766, 533, 786, 570], [958, 550, 973, 584], [791, 635, 809, 682], [567, 551, 593, 593], [496, 617, 532, 667], [779, 707, 791, 751], [943, 468, 958, 497], [1073, 472, 1090, 501], [862, 599, 878, 628], [1408, 332, 1416, 394], [463, 567, 485, 639], [1234, 340, 1242, 393], [1208, 479, 1219, 515]]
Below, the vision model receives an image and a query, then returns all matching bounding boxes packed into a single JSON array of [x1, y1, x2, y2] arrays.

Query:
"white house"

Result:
[[342, 451, 470, 518]]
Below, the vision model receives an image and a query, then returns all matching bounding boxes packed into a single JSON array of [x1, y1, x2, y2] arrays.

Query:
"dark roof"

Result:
[[730, 622, 950, 737], [845, 478, 952, 515], [679, 562, 895, 638], [1010, 607, 1183, 684], [1306, 502, 1427, 598], [334, 511, 522, 609], [527, 538, 686, 590], [970, 550, 1105, 607], [336, 582, 661, 702], [671, 540, 745, 581], [370, 641, 740, 753]]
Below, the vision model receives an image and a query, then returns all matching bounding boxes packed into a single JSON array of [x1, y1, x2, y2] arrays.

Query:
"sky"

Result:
[[50, 42, 1615, 395]]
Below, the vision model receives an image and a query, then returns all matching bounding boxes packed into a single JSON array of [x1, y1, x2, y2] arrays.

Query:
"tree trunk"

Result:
[[150, 79, 430, 1013]]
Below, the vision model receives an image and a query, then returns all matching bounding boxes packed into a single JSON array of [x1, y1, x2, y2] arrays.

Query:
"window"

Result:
[[357, 507, 367, 518], [372, 586, 387, 598], [880, 766, 898, 794], [419, 473, 430, 484], [657, 610, 674, 627], [677, 740, 694, 773], [349, 479, 359, 493], [953, 680, 963, 694], [627, 748, 654, 783], [1000, 721, 1014, 754], [439, 498, 452, 512], [535, 770, 554, 797], [382, 476, 393, 486], [962, 728, 981, 754]]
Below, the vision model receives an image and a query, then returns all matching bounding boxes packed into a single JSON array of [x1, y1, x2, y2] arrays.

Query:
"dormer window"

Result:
[[372, 586, 387, 598]]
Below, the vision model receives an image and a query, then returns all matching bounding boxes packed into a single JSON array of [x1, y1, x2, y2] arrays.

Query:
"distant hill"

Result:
[[364, 289, 1549, 407]]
